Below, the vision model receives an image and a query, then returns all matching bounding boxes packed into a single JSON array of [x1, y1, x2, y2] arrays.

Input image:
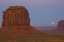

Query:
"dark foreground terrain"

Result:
[[0, 36, 64, 42], [0, 26, 64, 42]]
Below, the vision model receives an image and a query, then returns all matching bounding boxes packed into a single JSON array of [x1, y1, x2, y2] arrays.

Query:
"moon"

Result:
[[52, 22, 54, 25]]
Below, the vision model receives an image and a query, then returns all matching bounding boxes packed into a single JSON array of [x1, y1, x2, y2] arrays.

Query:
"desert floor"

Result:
[[0, 26, 64, 42]]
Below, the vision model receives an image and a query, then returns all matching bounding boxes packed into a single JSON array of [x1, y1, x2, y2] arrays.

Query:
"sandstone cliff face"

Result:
[[2, 6, 30, 27], [53, 20, 64, 31], [57, 20, 64, 28]]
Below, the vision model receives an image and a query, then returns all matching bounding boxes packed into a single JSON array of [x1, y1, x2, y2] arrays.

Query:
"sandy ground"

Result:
[[33, 26, 64, 36]]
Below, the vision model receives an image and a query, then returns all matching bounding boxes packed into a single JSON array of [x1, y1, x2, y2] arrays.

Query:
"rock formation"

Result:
[[47, 20, 64, 36], [0, 6, 46, 40], [57, 20, 64, 28], [2, 6, 30, 27], [53, 20, 64, 31]]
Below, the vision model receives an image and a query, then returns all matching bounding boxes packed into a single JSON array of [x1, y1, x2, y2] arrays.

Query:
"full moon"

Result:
[[52, 22, 54, 25]]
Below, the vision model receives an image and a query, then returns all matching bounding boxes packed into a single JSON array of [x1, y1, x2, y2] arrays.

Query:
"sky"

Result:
[[0, 0, 64, 26]]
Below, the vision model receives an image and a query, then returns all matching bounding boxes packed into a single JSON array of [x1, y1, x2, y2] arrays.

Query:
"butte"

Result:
[[0, 6, 46, 39], [54, 20, 64, 31], [45, 20, 64, 36]]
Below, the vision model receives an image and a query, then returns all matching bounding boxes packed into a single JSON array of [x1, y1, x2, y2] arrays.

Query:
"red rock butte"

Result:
[[2, 6, 30, 27], [0, 6, 46, 39], [54, 20, 64, 31], [57, 20, 64, 28]]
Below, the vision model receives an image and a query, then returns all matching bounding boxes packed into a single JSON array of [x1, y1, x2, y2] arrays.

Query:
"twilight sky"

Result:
[[0, 0, 64, 26]]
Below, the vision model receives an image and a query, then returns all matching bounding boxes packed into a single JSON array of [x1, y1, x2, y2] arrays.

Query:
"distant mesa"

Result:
[[57, 20, 64, 28], [54, 20, 64, 31], [0, 6, 46, 39], [45, 20, 64, 36]]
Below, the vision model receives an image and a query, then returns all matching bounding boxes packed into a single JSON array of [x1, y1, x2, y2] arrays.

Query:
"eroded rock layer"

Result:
[[57, 20, 64, 28], [2, 6, 30, 27], [53, 20, 64, 31]]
